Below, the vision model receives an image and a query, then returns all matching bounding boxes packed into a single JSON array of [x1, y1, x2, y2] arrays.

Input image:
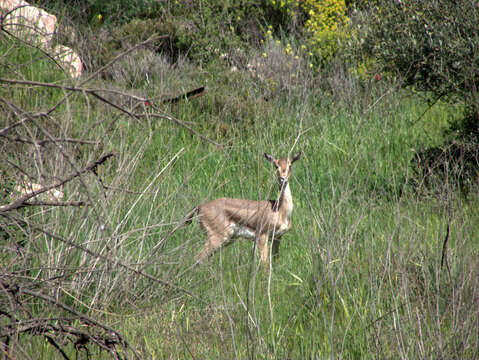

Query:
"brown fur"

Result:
[[191, 151, 301, 268]]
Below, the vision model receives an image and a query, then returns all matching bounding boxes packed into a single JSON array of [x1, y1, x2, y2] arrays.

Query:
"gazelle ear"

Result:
[[264, 153, 275, 163], [291, 151, 302, 163]]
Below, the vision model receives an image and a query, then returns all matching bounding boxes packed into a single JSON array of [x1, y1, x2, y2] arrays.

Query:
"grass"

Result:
[[1, 28, 478, 360]]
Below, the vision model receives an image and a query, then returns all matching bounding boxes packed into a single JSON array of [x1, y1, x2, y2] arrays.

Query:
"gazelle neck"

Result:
[[274, 180, 293, 218]]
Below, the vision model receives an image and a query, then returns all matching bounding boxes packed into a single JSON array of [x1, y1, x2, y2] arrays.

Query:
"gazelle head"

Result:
[[264, 151, 302, 188]]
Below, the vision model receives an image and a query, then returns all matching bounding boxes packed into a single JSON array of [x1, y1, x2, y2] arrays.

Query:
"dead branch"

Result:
[[89, 91, 140, 121], [440, 222, 451, 278], [0, 153, 113, 214], [161, 86, 206, 104], [0, 293, 137, 360], [1, 80, 221, 150], [0, 77, 205, 108], [22, 200, 87, 207], [0, 134, 98, 146], [44, 35, 169, 117], [142, 112, 225, 150], [3, 213, 208, 306]]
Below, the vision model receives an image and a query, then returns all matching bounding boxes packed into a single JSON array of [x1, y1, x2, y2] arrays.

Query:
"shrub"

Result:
[[302, 0, 349, 61], [268, 0, 350, 63], [166, 1, 267, 64], [358, 0, 479, 191], [33, 0, 163, 25], [247, 38, 311, 99], [360, 0, 479, 138], [411, 140, 479, 195]]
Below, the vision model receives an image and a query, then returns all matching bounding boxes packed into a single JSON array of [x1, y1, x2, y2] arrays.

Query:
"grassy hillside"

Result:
[[1, 2, 478, 359]]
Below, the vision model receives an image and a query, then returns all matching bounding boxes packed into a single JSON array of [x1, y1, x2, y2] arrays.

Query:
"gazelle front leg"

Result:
[[258, 234, 269, 270], [272, 239, 280, 261]]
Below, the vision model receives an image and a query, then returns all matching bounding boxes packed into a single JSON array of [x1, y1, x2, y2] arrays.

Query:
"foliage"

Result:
[[268, 0, 350, 63], [33, 0, 163, 25], [360, 0, 479, 135], [302, 0, 349, 61], [1, 1, 479, 359], [357, 0, 479, 191], [163, 1, 269, 64], [37, 0, 274, 65], [411, 139, 479, 195]]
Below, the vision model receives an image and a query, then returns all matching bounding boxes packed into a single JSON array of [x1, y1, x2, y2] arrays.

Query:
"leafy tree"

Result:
[[362, 0, 479, 139]]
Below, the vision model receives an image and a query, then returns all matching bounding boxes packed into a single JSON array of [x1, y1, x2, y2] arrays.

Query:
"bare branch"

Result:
[[15, 288, 140, 360], [0, 153, 113, 213], [21, 200, 87, 208], [142, 112, 225, 150], [43, 34, 169, 117], [2, 212, 208, 306], [162, 86, 206, 105], [0, 134, 98, 146]]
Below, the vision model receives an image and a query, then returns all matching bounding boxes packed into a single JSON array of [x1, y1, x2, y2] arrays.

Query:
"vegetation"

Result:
[[1, 0, 478, 359], [360, 0, 479, 135], [358, 0, 479, 193]]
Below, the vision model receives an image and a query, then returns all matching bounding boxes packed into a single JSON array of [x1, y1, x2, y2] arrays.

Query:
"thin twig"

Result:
[[21, 201, 87, 207], [162, 86, 206, 104], [19, 288, 140, 360], [440, 222, 451, 278], [143, 112, 225, 150], [0, 153, 113, 213], [3, 213, 208, 306], [0, 134, 98, 146]]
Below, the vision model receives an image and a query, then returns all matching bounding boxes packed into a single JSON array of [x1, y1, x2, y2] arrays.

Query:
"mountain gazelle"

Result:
[[189, 151, 301, 269]]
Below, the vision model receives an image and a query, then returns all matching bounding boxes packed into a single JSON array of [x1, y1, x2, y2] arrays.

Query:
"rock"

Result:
[[14, 182, 65, 202], [53, 44, 83, 78], [0, 0, 56, 46], [0, 0, 83, 78]]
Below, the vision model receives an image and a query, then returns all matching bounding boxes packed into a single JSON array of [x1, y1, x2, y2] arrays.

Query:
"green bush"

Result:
[[33, 0, 162, 25], [358, 0, 479, 191], [360, 0, 479, 137]]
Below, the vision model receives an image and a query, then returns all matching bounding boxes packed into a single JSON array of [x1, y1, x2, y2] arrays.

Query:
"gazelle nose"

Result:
[[279, 177, 287, 186]]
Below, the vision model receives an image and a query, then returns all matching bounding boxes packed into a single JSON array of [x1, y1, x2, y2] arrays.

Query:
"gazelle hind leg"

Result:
[[195, 232, 226, 264]]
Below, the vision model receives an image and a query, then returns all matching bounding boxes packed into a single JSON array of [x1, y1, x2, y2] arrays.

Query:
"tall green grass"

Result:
[[1, 33, 478, 359]]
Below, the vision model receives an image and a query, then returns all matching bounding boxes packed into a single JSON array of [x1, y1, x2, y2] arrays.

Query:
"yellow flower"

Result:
[[262, 52, 268, 58]]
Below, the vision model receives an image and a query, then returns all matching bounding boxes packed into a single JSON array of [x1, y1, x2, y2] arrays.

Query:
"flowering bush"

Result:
[[268, 0, 350, 63], [303, 0, 349, 61]]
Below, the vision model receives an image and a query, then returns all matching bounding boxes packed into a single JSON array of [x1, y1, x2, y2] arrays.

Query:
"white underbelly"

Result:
[[230, 223, 256, 240]]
